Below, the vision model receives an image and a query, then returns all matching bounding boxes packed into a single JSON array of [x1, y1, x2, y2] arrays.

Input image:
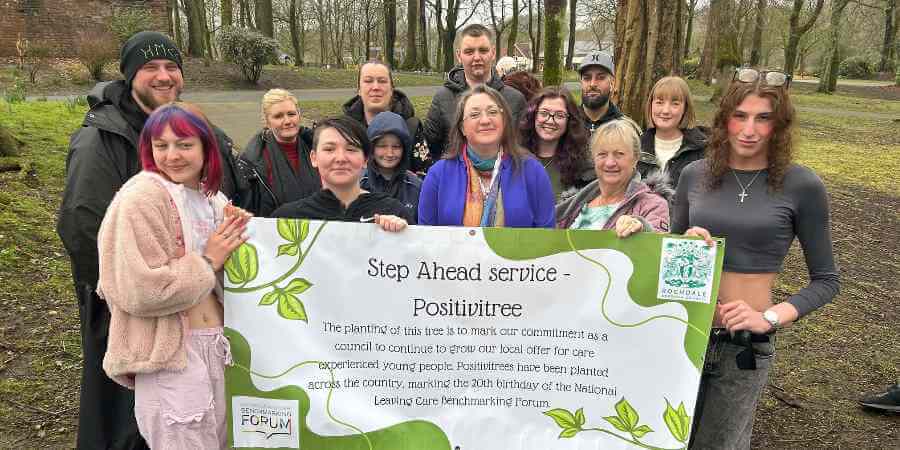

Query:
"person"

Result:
[[237, 88, 319, 217], [859, 382, 900, 412], [56, 31, 239, 450], [362, 111, 423, 223], [272, 116, 410, 230], [671, 68, 840, 449], [97, 103, 251, 448], [637, 76, 706, 189], [418, 85, 555, 228], [502, 70, 542, 102], [422, 24, 527, 163], [342, 60, 429, 173], [577, 50, 639, 136], [556, 120, 670, 233], [519, 87, 594, 201]]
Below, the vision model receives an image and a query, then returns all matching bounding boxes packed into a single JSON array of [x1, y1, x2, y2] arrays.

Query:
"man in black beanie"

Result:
[[57, 31, 238, 450]]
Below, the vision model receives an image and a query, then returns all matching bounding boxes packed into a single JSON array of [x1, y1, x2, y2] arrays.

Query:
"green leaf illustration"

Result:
[[631, 424, 653, 438], [575, 407, 585, 427], [258, 288, 283, 306], [277, 243, 299, 257], [224, 243, 258, 284], [602, 415, 630, 432], [614, 398, 639, 430], [663, 399, 690, 443], [543, 408, 578, 430], [284, 278, 313, 295], [277, 294, 308, 322], [277, 218, 300, 242], [558, 428, 580, 439], [298, 220, 309, 242]]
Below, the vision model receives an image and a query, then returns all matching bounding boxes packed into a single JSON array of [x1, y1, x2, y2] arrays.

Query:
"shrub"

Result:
[[3, 77, 27, 104], [65, 95, 89, 113], [839, 56, 874, 80], [76, 30, 118, 81], [107, 7, 155, 44], [682, 57, 701, 79], [218, 27, 280, 84]]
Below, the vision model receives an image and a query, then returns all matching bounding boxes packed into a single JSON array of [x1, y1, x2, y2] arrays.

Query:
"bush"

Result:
[[218, 27, 280, 84], [839, 56, 874, 80], [76, 30, 118, 81], [3, 77, 27, 104], [682, 57, 701, 79], [107, 7, 155, 44]]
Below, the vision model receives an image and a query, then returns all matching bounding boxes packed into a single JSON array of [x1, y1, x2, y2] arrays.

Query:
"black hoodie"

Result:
[[271, 189, 410, 222], [421, 67, 527, 161]]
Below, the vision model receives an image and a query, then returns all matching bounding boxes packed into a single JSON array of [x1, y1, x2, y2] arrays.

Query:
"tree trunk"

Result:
[[880, 0, 896, 72], [198, 0, 214, 61], [784, 0, 824, 76], [418, 0, 430, 69], [403, 0, 418, 68], [508, 0, 520, 59], [183, 0, 206, 57], [222, 0, 233, 26], [172, 0, 184, 50], [748, 0, 765, 66], [0, 124, 23, 157], [817, 0, 849, 93], [531, 0, 543, 73], [672, 0, 684, 73], [384, 0, 397, 67], [289, 0, 305, 66], [488, 0, 506, 57], [699, 0, 721, 83], [565, 0, 576, 69], [256, 0, 274, 37], [683, 0, 697, 59], [543, 0, 564, 86]]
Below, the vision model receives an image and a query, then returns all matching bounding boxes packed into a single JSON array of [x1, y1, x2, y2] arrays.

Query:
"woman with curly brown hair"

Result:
[[519, 87, 594, 201], [671, 69, 840, 449]]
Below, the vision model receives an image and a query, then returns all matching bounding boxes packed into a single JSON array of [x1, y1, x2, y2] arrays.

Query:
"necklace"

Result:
[[731, 169, 763, 203]]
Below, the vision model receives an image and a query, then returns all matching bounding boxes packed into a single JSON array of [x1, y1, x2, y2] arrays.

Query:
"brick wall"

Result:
[[0, 0, 169, 57]]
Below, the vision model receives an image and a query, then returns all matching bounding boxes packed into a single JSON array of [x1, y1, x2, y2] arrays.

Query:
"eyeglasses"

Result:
[[464, 107, 503, 121], [732, 68, 792, 88], [536, 110, 570, 123]]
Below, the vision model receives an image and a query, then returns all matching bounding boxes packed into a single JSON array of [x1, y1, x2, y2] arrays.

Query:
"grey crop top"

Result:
[[671, 160, 840, 318]]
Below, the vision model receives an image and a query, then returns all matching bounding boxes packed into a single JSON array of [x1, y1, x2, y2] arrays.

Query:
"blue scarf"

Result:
[[466, 147, 498, 171]]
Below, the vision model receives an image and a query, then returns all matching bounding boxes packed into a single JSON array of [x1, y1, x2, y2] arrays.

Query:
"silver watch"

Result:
[[763, 309, 780, 331]]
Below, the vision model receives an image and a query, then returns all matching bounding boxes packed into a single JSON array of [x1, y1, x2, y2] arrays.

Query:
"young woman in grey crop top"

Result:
[[670, 71, 840, 449]]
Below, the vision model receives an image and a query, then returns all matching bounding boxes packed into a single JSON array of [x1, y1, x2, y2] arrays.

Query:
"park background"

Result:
[[1, 0, 899, 448]]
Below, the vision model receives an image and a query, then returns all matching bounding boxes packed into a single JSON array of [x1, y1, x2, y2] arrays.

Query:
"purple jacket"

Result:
[[555, 171, 673, 230], [418, 154, 555, 228]]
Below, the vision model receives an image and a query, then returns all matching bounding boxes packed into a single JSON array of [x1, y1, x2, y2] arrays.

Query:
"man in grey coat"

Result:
[[421, 23, 527, 166]]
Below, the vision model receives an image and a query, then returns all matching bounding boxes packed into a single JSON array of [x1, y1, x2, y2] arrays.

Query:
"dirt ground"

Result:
[[0, 82, 897, 449]]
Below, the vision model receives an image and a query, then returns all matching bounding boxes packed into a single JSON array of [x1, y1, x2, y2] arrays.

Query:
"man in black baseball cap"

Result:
[[577, 50, 638, 135], [57, 31, 238, 450]]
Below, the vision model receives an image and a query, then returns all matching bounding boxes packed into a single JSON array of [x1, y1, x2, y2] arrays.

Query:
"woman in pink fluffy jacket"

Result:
[[97, 102, 250, 449]]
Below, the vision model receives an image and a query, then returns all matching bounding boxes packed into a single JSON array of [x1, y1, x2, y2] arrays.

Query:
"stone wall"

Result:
[[0, 0, 169, 57]]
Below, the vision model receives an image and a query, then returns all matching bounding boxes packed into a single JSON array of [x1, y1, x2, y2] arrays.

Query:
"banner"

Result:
[[225, 220, 723, 449]]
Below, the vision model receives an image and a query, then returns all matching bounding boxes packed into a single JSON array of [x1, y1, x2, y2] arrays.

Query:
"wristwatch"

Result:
[[763, 309, 780, 332]]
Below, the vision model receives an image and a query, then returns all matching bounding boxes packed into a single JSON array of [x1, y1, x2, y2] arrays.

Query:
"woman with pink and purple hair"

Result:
[[97, 102, 251, 448]]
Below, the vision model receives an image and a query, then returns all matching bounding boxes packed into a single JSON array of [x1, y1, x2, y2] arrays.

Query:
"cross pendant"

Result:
[[738, 191, 748, 203]]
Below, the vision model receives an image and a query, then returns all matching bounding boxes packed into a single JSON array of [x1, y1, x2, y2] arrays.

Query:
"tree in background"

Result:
[[384, 0, 397, 66], [402, 0, 418, 68], [256, 0, 274, 37], [507, 0, 521, 58], [565, 0, 576, 68], [749, 0, 766, 66], [683, 0, 698, 59], [817, 0, 850, 93], [222, 0, 233, 26], [528, 0, 542, 72], [784, 0, 824, 75], [879, 0, 897, 72], [418, 0, 431, 68], [543, 0, 564, 85], [288, 0, 306, 66]]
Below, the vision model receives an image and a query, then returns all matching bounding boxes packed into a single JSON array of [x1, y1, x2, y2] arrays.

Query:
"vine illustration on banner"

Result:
[[544, 398, 691, 450], [224, 219, 327, 322]]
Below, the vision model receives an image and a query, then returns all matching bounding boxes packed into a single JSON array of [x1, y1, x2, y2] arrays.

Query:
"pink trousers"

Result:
[[134, 327, 231, 449]]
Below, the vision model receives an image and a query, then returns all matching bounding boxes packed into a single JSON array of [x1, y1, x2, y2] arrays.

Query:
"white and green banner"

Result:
[[224, 220, 723, 449]]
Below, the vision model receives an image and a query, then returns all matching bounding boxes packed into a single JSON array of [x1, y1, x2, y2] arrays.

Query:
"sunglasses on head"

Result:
[[732, 68, 792, 88]]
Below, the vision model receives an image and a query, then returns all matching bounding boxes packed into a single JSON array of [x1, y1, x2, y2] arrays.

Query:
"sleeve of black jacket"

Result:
[[212, 125, 239, 201], [422, 90, 451, 161], [57, 128, 132, 286]]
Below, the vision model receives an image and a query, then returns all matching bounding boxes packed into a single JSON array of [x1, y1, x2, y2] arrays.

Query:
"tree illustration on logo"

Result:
[[544, 398, 691, 450], [224, 218, 325, 322], [662, 241, 712, 289]]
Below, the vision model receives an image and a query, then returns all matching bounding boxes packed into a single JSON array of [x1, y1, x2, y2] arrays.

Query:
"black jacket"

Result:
[[57, 80, 239, 287], [421, 67, 527, 162], [637, 126, 707, 189], [343, 89, 431, 175], [271, 189, 410, 222], [579, 101, 643, 136], [360, 111, 423, 223], [236, 128, 319, 217]]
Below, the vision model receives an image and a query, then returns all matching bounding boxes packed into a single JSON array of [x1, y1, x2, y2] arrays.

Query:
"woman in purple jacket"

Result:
[[418, 85, 555, 228], [556, 120, 671, 236]]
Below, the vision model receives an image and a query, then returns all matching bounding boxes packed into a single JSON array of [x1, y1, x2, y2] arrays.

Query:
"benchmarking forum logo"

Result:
[[232, 396, 301, 448]]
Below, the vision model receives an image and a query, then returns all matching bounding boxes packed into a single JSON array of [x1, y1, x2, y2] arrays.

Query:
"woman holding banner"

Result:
[[97, 103, 252, 448], [272, 116, 409, 232], [671, 69, 840, 448], [555, 120, 671, 236], [418, 85, 555, 228]]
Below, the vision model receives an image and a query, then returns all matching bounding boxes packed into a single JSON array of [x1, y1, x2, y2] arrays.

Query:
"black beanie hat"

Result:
[[119, 31, 183, 85]]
